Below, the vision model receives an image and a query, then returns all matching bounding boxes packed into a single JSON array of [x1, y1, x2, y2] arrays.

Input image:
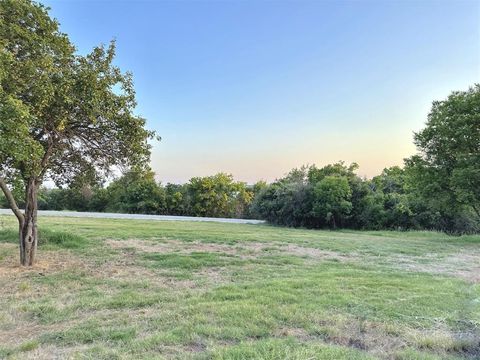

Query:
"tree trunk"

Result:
[[20, 179, 39, 266], [331, 214, 337, 230]]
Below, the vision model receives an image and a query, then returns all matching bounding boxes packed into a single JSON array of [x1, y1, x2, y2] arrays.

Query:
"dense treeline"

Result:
[[0, 171, 260, 219], [1, 86, 478, 233], [252, 85, 479, 233], [251, 162, 478, 233], [4, 158, 474, 233]]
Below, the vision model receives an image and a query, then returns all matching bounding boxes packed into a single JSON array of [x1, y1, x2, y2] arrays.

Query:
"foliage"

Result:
[[0, 0, 155, 188], [31, 172, 256, 219], [105, 170, 166, 214], [251, 158, 478, 232], [312, 176, 352, 228], [186, 173, 249, 218], [250, 86, 480, 233], [23, 124, 480, 233], [250, 167, 315, 227], [403, 84, 480, 232]]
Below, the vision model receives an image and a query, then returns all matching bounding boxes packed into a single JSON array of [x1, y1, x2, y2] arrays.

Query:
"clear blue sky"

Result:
[[44, 0, 479, 184]]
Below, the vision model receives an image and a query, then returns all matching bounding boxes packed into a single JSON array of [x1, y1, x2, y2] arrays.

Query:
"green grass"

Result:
[[204, 338, 375, 360], [41, 320, 138, 345], [143, 252, 242, 270], [0, 227, 91, 249], [0, 215, 478, 359]]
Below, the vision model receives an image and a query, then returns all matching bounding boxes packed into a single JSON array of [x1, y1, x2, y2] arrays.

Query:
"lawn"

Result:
[[0, 215, 479, 359]]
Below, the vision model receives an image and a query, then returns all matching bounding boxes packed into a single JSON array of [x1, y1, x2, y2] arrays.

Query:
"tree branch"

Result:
[[38, 135, 56, 179], [472, 204, 480, 220], [0, 176, 24, 224]]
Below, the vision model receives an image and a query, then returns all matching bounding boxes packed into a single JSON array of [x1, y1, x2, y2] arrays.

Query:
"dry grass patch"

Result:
[[389, 250, 480, 283], [20, 344, 88, 360], [407, 328, 480, 356], [279, 244, 354, 261], [104, 238, 357, 263], [0, 244, 116, 348], [104, 238, 267, 259], [0, 244, 87, 278], [0, 243, 89, 298], [274, 326, 311, 340], [308, 316, 408, 358], [0, 323, 62, 349], [92, 245, 197, 289]]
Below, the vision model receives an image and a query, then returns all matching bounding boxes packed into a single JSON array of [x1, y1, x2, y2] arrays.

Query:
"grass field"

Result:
[[0, 215, 479, 359]]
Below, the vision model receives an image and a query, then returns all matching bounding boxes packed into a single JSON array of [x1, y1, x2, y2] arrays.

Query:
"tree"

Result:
[[0, 0, 156, 265], [307, 161, 358, 184], [106, 170, 165, 214], [372, 166, 405, 195], [312, 176, 352, 228], [186, 173, 247, 218], [369, 167, 414, 229], [165, 183, 188, 216], [250, 167, 318, 228], [406, 84, 480, 230], [233, 185, 253, 218]]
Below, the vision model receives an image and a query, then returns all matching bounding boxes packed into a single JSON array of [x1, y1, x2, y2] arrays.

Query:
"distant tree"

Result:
[[312, 176, 352, 228], [186, 173, 249, 218], [233, 186, 254, 218], [0, 0, 156, 265], [251, 180, 268, 196], [88, 188, 110, 213], [307, 161, 358, 184], [37, 188, 68, 211], [308, 162, 374, 229], [283, 166, 310, 184], [252, 181, 313, 227], [351, 189, 386, 230], [250, 184, 277, 224], [369, 167, 414, 229], [372, 166, 405, 195], [165, 183, 188, 216], [250, 167, 315, 227], [107, 170, 165, 214]]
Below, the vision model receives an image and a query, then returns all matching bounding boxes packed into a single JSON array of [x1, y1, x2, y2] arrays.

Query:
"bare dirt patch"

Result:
[[193, 267, 235, 287], [101, 241, 242, 288]]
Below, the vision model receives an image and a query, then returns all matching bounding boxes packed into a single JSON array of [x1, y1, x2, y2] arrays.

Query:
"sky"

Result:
[[43, 0, 479, 184]]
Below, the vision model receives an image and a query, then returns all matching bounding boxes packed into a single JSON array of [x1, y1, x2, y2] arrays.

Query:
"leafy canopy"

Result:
[[313, 176, 352, 228], [408, 84, 480, 218], [0, 0, 156, 191]]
